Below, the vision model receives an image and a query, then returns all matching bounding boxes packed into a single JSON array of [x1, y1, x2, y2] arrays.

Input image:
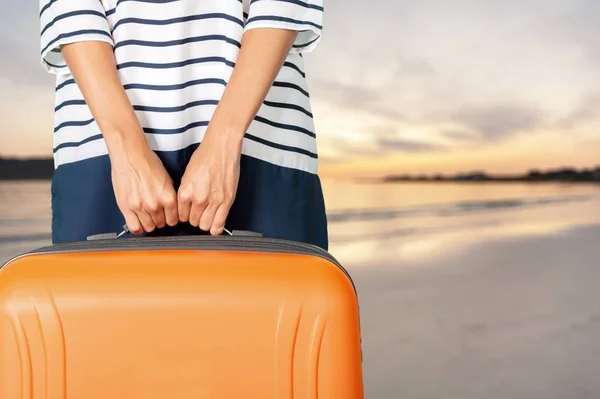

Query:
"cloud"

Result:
[[548, 0, 600, 68], [308, 60, 429, 124], [554, 92, 600, 129], [310, 79, 383, 114], [451, 104, 544, 141], [0, 2, 53, 87], [311, 71, 549, 144], [368, 124, 445, 153], [375, 138, 446, 153], [442, 130, 478, 142], [307, 0, 600, 152]]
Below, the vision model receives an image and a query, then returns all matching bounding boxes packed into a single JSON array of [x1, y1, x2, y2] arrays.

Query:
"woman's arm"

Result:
[[177, 28, 298, 235], [209, 28, 298, 139], [61, 42, 147, 157], [40, 0, 179, 234], [58, 42, 179, 235]]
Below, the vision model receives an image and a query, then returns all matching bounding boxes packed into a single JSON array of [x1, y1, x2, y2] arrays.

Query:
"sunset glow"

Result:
[[1, 0, 598, 178]]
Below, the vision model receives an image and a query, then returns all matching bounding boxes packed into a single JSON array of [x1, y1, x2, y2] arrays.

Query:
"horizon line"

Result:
[[1, 156, 599, 177]]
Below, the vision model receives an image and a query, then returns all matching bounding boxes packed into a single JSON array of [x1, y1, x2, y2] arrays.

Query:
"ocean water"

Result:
[[323, 180, 600, 266], [1, 179, 599, 265]]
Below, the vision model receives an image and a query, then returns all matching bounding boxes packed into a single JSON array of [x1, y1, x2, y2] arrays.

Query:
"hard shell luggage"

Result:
[[0, 232, 363, 399]]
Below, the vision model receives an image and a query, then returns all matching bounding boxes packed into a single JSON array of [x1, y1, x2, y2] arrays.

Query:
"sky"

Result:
[[0, 0, 598, 178]]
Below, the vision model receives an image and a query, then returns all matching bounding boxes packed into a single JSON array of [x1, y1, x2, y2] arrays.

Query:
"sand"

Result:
[[345, 223, 600, 398]]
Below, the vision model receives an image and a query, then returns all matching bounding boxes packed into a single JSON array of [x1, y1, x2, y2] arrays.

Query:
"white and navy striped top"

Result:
[[39, 0, 324, 174]]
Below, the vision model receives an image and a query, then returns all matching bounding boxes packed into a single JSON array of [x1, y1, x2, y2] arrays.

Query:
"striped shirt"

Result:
[[39, 0, 324, 174]]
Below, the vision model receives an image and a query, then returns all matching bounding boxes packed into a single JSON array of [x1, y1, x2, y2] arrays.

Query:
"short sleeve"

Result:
[[39, 0, 114, 75], [245, 0, 324, 53]]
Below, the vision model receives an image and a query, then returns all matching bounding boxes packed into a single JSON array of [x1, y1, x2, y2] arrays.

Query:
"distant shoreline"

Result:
[[0, 158, 53, 180], [362, 167, 600, 185], [357, 178, 600, 185], [1, 158, 599, 184], [361, 177, 600, 185], [0, 178, 51, 182], [3, 178, 599, 186]]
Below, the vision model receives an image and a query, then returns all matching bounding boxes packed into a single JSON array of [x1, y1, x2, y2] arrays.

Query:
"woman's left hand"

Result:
[[177, 27, 297, 235], [178, 126, 243, 235]]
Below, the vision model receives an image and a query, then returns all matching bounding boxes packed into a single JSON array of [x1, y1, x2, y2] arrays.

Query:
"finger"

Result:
[[199, 198, 220, 232], [177, 188, 193, 223], [123, 210, 143, 235], [136, 209, 156, 233], [151, 208, 167, 229], [162, 191, 179, 227], [189, 202, 204, 228], [144, 200, 166, 229], [210, 202, 231, 236], [189, 194, 209, 228], [189, 205, 200, 227]]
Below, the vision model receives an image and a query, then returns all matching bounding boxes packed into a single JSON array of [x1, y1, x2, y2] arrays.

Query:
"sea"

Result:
[[1, 179, 599, 265]]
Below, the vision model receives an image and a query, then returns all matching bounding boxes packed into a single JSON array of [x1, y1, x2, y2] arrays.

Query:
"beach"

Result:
[[1, 180, 600, 398], [353, 223, 600, 398]]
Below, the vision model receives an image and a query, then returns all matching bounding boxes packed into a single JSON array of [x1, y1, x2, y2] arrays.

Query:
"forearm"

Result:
[[208, 28, 298, 139], [61, 41, 147, 156]]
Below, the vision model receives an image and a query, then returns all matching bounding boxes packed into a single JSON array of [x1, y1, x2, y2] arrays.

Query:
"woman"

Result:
[[39, 0, 328, 249]]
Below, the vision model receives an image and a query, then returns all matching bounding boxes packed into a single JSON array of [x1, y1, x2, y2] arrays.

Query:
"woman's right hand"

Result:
[[109, 141, 179, 235]]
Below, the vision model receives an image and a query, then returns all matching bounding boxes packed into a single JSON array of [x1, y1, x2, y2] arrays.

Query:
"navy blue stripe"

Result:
[[250, 0, 324, 12], [246, 15, 322, 30], [56, 79, 75, 92], [133, 100, 219, 113], [116, 56, 236, 71], [292, 35, 320, 49], [106, 0, 180, 17], [245, 134, 318, 159], [39, 0, 58, 18], [54, 98, 311, 119], [123, 78, 227, 91], [254, 116, 315, 137], [55, 100, 86, 112], [52, 133, 317, 160], [112, 13, 244, 32], [53, 134, 103, 153], [272, 81, 309, 97], [55, 99, 220, 113], [42, 29, 112, 56], [114, 35, 241, 51], [41, 10, 105, 36], [283, 61, 305, 77], [145, 115, 316, 137], [263, 100, 312, 118], [143, 121, 209, 135], [54, 118, 94, 133], [56, 78, 306, 98], [57, 78, 227, 93], [45, 60, 67, 69]]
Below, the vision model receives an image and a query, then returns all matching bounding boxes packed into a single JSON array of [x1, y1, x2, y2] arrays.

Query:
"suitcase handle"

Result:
[[87, 224, 263, 241]]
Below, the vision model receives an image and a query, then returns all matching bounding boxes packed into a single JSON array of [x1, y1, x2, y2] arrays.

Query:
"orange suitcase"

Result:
[[0, 233, 363, 399]]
